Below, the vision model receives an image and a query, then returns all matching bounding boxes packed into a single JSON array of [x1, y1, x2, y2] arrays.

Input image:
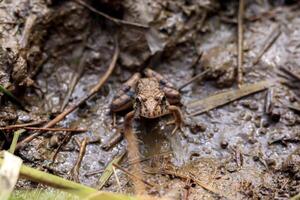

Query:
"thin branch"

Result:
[[113, 163, 154, 188], [60, 41, 89, 111], [71, 138, 88, 182], [178, 69, 209, 91], [279, 66, 300, 82], [51, 134, 72, 163], [112, 166, 122, 193], [237, 0, 244, 87], [0, 127, 87, 132], [0, 120, 46, 129], [74, 0, 149, 30], [252, 25, 281, 65]]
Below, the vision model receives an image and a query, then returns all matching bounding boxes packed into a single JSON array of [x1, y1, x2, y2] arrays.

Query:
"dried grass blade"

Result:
[[187, 80, 276, 116]]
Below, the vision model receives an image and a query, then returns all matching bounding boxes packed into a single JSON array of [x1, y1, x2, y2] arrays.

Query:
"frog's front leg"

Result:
[[104, 73, 140, 150], [167, 105, 184, 134], [144, 68, 181, 104]]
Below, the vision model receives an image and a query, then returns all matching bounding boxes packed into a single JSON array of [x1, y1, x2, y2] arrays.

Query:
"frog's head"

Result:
[[135, 78, 169, 118]]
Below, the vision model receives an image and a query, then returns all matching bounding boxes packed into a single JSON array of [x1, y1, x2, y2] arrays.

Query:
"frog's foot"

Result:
[[166, 119, 184, 134]]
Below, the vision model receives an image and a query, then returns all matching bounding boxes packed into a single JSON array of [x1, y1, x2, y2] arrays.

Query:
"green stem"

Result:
[[8, 129, 26, 154], [0, 158, 96, 197]]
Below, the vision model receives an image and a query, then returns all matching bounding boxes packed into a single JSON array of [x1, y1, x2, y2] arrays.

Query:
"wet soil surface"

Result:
[[1, 0, 300, 199]]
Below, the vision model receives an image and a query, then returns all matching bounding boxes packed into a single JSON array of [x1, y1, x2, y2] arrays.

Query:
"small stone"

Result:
[[248, 136, 257, 144], [241, 100, 258, 111], [220, 140, 228, 149], [253, 155, 259, 161], [254, 119, 260, 128], [226, 163, 238, 173], [239, 111, 246, 119], [266, 159, 276, 167], [289, 95, 296, 103], [207, 132, 214, 138], [261, 119, 270, 128], [244, 114, 252, 121], [213, 127, 219, 132], [49, 135, 60, 148], [18, 115, 31, 123], [232, 101, 238, 107], [189, 123, 207, 134], [270, 108, 281, 122], [258, 128, 267, 135], [190, 152, 200, 160]]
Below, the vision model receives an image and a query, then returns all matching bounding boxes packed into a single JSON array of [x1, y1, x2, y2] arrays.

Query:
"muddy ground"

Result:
[[1, 0, 300, 199]]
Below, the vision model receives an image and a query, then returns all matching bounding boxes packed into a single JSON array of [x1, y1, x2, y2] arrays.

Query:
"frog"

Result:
[[103, 68, 184, 150], [110, 68, 184, 134]]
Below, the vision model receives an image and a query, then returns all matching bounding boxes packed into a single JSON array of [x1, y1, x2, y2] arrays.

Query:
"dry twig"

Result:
[[74, 0, 148, 30], [237, 0, 244, 87], [112, 163, 154, 188], [71, 138, 89, 182], [51, 134, 72, 163], [0, 120, 46, 129], [0, 126, 87, 132], [252, 25, 281, 65]]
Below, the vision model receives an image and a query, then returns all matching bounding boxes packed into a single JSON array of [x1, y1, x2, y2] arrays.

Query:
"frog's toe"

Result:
[[171, 125, 178, 135], [166, 119, 176, 126], [167, 120, 184, 134]]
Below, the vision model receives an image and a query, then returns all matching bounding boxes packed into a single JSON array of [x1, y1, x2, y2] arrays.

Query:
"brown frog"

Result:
[[111, 68, 184, 134]]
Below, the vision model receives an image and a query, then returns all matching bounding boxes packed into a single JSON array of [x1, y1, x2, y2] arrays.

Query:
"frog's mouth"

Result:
[[140, 111, 166, 119], [139, 103, 169, 119]]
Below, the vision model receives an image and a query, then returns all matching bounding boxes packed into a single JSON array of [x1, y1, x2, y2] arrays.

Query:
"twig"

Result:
[[0, 21, 19, 25], [112, 166, 122, 193], [0, 120, 46, 129], [102, 132, 123, 151], [60, 54, 87, 112], [127, 151, 172, 167], [178, 69, 209, 91], [112, 163, 154, 188], [71, 138, 88, 182], [60, 27, 90, 111], [19, 14, 37, 50], [183, 179, 191, 200], [51, 134, 72, 163], [16, 41, 119, 150], [74, 0, 149, 30], [287, 104, 300, 113], [144, 166, 222, 197], [85, 169, 104, 177], [265, 88, 274, 114], [252, 25, 281, 65], [237, 0, 244, 87], [8, 129, 26, 154], [0, 126, 87, 132], [279, 66, 300, 82]]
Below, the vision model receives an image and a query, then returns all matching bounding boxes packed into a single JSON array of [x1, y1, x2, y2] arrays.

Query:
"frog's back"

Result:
[[136, 78, 162, 97]]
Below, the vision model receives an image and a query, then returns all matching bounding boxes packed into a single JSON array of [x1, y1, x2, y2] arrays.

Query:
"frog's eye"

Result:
[[135, 97, 141, 103], [161, 96, 167, 102], [154, 96, 160, 101]]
